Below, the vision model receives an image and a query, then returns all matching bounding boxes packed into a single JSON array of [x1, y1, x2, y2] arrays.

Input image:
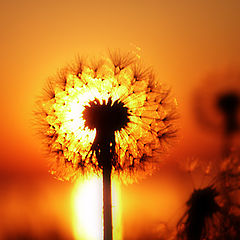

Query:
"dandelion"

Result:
[[176, 157, 240, 240], [35, 51, 177, 240], [217, 92, 239, 135], [193, 70, 240, 156]]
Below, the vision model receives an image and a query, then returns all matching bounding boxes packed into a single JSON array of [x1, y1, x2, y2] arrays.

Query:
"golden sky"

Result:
[[0, 0, 240, 238], [1, 0, 239, 168]]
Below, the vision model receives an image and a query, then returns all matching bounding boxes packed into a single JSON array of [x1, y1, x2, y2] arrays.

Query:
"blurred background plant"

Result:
[[176, 155, 240, 240], [193, 70, 240, 157]]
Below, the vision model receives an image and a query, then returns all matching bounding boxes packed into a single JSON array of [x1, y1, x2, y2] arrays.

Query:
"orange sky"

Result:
[[0, 0, 240, 239]]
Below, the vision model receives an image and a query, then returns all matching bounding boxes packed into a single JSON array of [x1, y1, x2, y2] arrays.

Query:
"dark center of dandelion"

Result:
[[185, 186, 220, 240], [82, 97, 130, 169], [187, 186, 220, 218], [217, 93, 239, 116], [216, 92, 239, 133], [83, 97, 130, 134]]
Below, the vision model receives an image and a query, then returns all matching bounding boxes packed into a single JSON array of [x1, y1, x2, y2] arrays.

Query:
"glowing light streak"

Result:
[[72, 177, 122, 240]]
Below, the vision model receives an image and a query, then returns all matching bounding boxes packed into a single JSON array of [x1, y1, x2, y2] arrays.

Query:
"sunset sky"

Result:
[[0, 0, 240, 239]]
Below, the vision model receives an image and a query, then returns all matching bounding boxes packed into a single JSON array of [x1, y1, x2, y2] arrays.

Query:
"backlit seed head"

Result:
[[35, 51, 178, 182]]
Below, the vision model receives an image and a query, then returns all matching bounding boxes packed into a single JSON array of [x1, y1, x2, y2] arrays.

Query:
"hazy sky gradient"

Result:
[[0, 0, 239, 238]]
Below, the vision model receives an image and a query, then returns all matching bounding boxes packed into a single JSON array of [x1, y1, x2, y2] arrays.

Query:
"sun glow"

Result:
[[72, 176, 122, 240]]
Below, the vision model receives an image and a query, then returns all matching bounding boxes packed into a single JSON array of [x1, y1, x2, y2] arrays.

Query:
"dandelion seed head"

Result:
[[187, 186, 220, 218], [177, 155, 240, 240], [178, 186, 220, 240], [216, 92, 240, 134], [35, 51, 177, 182], [193, 70, 240, 135]]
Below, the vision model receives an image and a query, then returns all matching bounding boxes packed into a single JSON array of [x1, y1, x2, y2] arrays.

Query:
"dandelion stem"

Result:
[[103, 162, 113, 240], [96, 131, 114, 240]]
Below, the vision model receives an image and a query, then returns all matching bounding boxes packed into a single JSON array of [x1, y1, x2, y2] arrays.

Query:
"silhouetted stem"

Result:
[[187, 219, 203, 240], [97, 131, 113, 240], [222, 134, 232, 158], [103, 163, 113, 240]]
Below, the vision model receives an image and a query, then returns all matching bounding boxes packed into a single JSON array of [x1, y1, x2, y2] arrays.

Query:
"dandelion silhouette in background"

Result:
[[35, 51, 177, 240], [193, 70, 240, 157], [177, 157, 240, 240]]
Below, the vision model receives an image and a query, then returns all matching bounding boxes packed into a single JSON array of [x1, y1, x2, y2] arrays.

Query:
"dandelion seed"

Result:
[[108, 49, 136, 72]]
